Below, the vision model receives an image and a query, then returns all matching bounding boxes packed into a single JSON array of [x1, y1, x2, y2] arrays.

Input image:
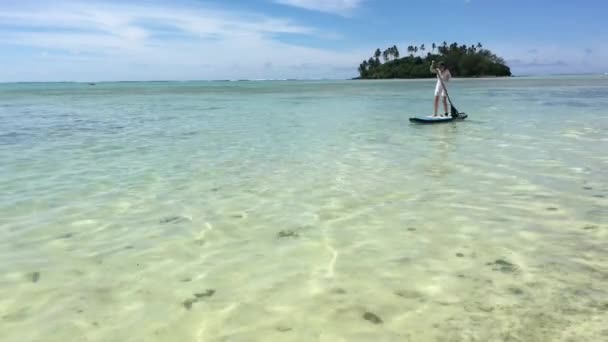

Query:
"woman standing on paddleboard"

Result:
[[431, 61, 452, 117]]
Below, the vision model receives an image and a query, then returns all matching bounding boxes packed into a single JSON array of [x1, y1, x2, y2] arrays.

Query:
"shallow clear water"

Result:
[[1, 77, 607, 341]]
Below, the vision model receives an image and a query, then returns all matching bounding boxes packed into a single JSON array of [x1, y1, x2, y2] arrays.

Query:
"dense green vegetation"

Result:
[[356, 42, 511, 79]]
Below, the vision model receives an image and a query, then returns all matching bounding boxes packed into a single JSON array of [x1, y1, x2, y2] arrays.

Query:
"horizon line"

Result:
[[0, 72, 606, 85]]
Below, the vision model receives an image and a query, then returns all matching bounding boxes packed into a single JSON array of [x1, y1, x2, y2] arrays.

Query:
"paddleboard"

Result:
[[409, 113, 467, 124]]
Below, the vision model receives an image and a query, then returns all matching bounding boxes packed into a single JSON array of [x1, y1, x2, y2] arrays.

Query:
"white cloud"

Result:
[[0, 1, 365, 81], [490, 42, 608, 75], [0, 2, 316, 44], [274, 0, 364, 15]]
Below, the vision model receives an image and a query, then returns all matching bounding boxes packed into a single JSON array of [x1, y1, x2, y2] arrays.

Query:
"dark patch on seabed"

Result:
[[159, 216, 191, 224], [182, 299, 195, 310], [57, 232, 74, 239], [29, 272, 40, 283], [194, 289, 215, 299], [277, 230, 299, 239], [487, 259, 519, 273], [331, 288, 347, 295], [508, 287, 524, 295], [395, 290, 424, 299], [182, 289, 215, 310], [362, 311, 383, 324], [276, 326, 293, 333]]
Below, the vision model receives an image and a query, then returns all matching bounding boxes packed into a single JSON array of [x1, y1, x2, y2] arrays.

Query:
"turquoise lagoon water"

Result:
[[0, 76, 607, 341]]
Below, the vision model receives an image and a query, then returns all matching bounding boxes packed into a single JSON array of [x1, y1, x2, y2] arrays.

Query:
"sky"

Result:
[[0, 0, 606, 81]]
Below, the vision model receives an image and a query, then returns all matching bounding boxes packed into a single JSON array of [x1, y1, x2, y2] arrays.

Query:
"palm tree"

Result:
[[432, 42, 436, 53], [420, 44, 425, 54], [359, 60, 369, 77], [477, 42, 483, 50], [414, 46, 418, 55], [368, 57, 375, 69], [438, 41, 448, 55], [374, 48, 382, 60], [450, 42, 458, 53], [393, 45, 400, 59], [358, 63, 365, 76], [382, 49, 389, 63]]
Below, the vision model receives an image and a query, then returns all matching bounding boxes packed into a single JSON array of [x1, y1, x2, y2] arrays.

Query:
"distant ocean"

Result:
[[1, 76, 607, 341]]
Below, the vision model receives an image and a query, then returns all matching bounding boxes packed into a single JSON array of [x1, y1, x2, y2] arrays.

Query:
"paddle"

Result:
[[435, 65, 460, 118]]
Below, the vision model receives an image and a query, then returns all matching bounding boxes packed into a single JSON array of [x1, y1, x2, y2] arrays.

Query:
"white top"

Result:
[[436, 69, 451, 83]]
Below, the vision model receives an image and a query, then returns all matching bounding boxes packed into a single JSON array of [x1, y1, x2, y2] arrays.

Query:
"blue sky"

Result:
[[0, 0, 606, 81]]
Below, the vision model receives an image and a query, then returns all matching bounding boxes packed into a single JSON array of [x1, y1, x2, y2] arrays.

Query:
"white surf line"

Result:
[[195, 303, 238, 342], [323, 232, 338, 278], [196, 303, 239, 342], [323, 205, 374, 225], [325, 244, 338, 278], [307, 227, 339, 294], [196, 322, 207, 342], [196, 222, 214, 241], [205, 221, 214, 234]]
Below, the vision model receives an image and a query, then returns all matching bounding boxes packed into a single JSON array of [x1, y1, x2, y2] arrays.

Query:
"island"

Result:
[[356, 42, 511, 79]]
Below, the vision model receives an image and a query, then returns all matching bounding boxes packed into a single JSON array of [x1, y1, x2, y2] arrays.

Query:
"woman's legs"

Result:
[[433, 96, 440, 116]]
